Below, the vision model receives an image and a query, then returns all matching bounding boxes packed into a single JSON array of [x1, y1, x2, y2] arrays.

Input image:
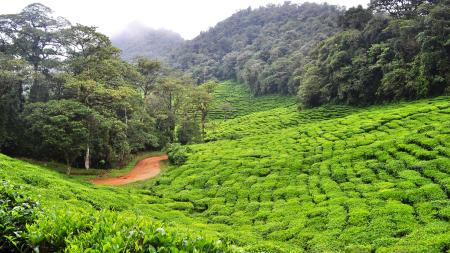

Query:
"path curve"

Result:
[[91, 155, 168, 186]]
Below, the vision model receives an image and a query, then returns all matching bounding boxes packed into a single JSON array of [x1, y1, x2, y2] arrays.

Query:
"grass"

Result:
[[2, 82, 450, 252]]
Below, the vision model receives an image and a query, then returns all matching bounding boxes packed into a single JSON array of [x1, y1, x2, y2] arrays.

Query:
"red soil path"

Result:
[[90, 155, 168, 186]]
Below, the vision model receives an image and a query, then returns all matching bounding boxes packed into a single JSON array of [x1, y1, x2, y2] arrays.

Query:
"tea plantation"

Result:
[[208, 81, 296, 120], [2, 91, 450, 252], [0, 155, 233, 252], [149, 96, 450, 252]]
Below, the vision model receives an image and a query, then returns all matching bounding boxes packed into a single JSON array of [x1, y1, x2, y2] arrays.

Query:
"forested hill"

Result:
[[169, 2, 341, 95], [112, 22, 184, 62]]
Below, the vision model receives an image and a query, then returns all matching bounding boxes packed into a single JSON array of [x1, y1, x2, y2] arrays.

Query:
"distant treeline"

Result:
[[170, 2, 341, 95], [169, 0, 449, 107], [298, 0, 450, 107]]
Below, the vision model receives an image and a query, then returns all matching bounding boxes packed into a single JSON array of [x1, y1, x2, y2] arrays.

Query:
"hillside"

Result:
[[1, 2, 450, 252], [0, 154, 232, 251], [207, 81, 296, 120], [112, 22, 184, 62], [148, 96, 450, 252], [3, 94, 450, 252], [170, 2, 341, 94]]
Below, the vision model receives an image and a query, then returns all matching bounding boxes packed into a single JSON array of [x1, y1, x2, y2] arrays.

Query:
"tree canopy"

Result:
[[0, 3, 216, 171], [170, 2, 342, 95], [297, 0, 450, 108]]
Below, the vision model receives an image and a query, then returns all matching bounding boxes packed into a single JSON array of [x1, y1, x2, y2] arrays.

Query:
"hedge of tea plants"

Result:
[[205, 105, 359, 141], [208, 81, 296, 120], [2, 96, 450, 252], [146, 96, 450, 252], [0, 155, 234, 252]]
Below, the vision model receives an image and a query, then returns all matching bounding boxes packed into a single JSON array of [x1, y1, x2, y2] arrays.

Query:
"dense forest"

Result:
[[0, 4, 214, 172], [111, 22, 184, 62], [170, 2, 341, 95], [298, 0, 450, 107], [168, 0, 449, 105]]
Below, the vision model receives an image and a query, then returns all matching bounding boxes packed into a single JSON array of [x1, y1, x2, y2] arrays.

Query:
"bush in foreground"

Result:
[[0, 181, 39, 252]]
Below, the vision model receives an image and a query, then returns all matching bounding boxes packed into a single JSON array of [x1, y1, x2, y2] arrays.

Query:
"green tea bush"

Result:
[[27, 208, 232, 252], [3, 96, 450, 252], [165, 143, 190, 166], [0, 181, 39, 252]]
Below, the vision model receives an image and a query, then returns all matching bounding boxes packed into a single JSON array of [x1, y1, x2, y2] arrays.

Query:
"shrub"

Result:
[[165, 143, 190, 166], [0, 181, 39, 252]]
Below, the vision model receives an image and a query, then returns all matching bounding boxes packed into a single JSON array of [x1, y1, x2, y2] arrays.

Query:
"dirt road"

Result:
[[90, 155, 168, 186]]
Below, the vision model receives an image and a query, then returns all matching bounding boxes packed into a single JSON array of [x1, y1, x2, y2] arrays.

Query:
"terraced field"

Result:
[[2, 93, 450, 252], [206, 105, 359, 141], [208, 81, 296, 120], [149, 96, 450, 252]]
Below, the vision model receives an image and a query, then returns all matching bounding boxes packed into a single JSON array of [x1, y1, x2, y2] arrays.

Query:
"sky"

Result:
[[0, 0, 370, 40]]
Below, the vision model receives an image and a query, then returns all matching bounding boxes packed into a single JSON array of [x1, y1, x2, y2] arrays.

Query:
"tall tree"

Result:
[[0, 53, 28, 152], [136, 57, 163, 97], [22, 100, 92, 174], [0, 3, 70, 102], [369, 0, 433, 18], [191, 81, 216, 137]]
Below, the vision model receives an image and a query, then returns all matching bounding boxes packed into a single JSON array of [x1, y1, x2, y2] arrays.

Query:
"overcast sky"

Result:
[[0, 0, 370, 39]]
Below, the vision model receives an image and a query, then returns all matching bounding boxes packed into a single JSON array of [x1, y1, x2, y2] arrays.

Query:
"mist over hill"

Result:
[[111, 22, 184, 62]]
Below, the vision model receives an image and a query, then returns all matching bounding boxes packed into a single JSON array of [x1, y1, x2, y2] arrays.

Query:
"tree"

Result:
[[338, 5, 373, 30], [191, 81, 216, 137], [0, 53, 28, 153], [369, 0, 433, 18], [0, 3, 70, 102], [136, 57, 163, 97], [297, 0, 449, 108], [62, 24, 115, 75], [148, 75, 191, 144], [22, 100, 92, 174], [176, 119, 201, 144], [170, 3, 341, 96]]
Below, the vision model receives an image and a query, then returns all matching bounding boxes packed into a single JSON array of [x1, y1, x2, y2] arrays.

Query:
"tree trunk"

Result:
[[201, 111, 207, 138], [84, 145, 90, 170], [65, 153, 71, 175]]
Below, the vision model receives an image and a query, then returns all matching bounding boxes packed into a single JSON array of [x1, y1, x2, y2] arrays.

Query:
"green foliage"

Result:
[[2, 96, 450, 252], [177, 119, 201, 145], [0, 4, 165, 168], [0, 154, 234, 252], [171, 3, 341, 95], [338, 5, 373, 30], [28, 209, 231, 252], [1, 2, 450, 252], [0, 181, 39, 252], [298, 1, 450, 108], [369, 0, 434, 18], [165, 143, 189, 166], [208, 81, 296, 120], [149, 96, 450, 251], [22, 100, 93, 173], [0, 53, 27, 154]]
